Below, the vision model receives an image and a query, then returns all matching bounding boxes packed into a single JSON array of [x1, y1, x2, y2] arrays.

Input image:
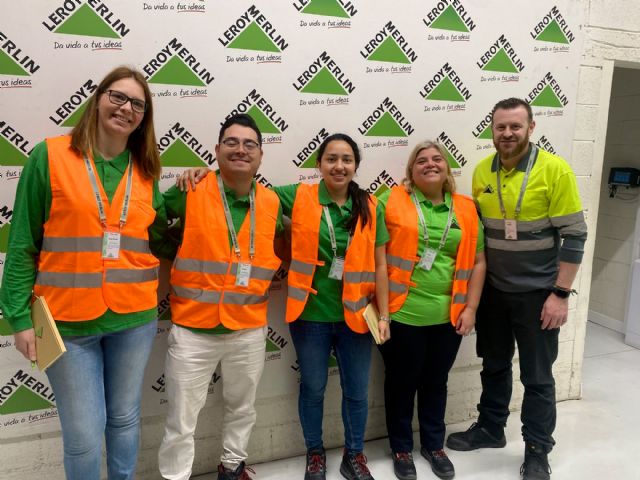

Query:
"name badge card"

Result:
[[504, 219, 518, 240], [418, 248, 438, 271], [102, 231, 121, 259], [328, 256, 345, 280], [235, 262, 252, 287]]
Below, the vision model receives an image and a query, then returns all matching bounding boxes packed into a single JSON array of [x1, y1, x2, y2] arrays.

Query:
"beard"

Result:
[[494, 134, 530, 161]]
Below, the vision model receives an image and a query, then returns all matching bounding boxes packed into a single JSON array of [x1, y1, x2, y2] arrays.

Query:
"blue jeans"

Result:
[[46, 320, 157, 480], [289, 320, 372, 453]]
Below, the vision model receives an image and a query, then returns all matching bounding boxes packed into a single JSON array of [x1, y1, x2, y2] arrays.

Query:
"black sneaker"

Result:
[[420, 448, 455, 479], [446, 422, 506, 451], [392, 452, 417, 480], [520, 444, 551, 480], [305, 448, 327, 480], [217, 461, 255, 480], [340, 450, 375, 480]]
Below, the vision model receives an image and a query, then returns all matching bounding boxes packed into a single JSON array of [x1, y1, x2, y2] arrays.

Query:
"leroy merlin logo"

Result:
[[358, 97, 414, 137], [0, 315, 12, 336], [0, 32, 40, 77], [360, 21, 417, 64], [157, 294, 171, 321], [536, 135, 557, 155], [218, 5, 289, 53], [419, 63, 471, 103], [437, 132, 466, 172], [527, 72, 568, 108], [293, 128, 329, 168], [0, 221, 11, 254], [227, 90, 289, 135], [472, 111, 493, 140], [477, 35, 524, 73], [266, 326, 288, 360], [0, 370, 56, 415], [151, 372, 221, 393], [49, 79, 97, 127], [158, 123, 214, 168], [42, 0, 129, 39], [143, 38, 214, 87], [530, 6, 575, 44], [0, 122, 32, 167], [366, 170, 397, 197], [293, 0, 358, 18], [423, 0, 476, 33], [293, 51, 355, 96]]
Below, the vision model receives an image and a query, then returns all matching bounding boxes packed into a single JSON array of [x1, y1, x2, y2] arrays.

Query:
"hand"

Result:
[[378, 320, 390, 344], [176, 167, 210, 192], [540, 292, 568, 329], [14, 328, 37, 362], [455, 307, 476, 336]]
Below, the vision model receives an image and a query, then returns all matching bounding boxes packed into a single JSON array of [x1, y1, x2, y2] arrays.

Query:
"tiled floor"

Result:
[[196, 322, 640, 479]]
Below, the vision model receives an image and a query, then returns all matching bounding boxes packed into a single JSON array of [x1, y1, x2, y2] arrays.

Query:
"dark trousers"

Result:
[[380, 321, 462, 452], [475, 282, 559, 453]]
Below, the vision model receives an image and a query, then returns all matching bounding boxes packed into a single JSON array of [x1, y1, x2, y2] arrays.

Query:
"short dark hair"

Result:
[[491, 97, 533, 123], [219, 114, 262, 145]]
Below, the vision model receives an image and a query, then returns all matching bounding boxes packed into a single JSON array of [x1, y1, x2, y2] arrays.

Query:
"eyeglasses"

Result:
[[221, 137, 261, 152], [104, 89, 147, 113]]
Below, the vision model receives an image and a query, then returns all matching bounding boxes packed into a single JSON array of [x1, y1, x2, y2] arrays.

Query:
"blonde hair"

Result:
[[402, 140, 456, 195]]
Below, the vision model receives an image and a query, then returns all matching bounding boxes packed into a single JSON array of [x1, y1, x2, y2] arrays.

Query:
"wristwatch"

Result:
[[379, 315, 390, 323], [551, 285, 574, 299]]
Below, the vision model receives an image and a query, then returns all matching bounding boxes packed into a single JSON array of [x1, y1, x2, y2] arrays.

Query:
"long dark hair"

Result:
[[317, 133, 372, 234]]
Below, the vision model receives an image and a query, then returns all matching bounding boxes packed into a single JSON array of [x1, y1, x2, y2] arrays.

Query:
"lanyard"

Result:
[[218, 174, 256, 260], [83, 153, 133, 229], [322, 205, 351, 258], [496, 145, 537, 220], [411, 192, 454, 252]]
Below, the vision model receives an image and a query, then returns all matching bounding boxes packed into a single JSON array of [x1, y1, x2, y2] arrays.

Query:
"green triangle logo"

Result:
[[365, 111, 407, 137], [429, 5, 469, 32], [535, 19, 569, 44], [301, 0, 349, 18], [0, 137, 28, 166], [530, 85, 563, 107], [482, 48, 519, 73], [266, 339, 280, 352], [301, 67, 347, 95], [300, 150, 319, 168], [61, 101, 89, 128], [54, 3, 119, 39], [0, 50, 29, 76], [0, 223, 10, 253], [374, 184, 391, 197], [478, 125, 492, 140], [161, 139, 207, 167], [0, 317, 12, 336], [247, 105, 281, 134], [425, 77, 465, 102], [444, 148, 462, 169], [149, 56, 205, 86], [228, 22, 281, 53], [368, 36, 411, 64], [159, 308, 171, 321], [0, 385, 55, 414], [328, 354, 338, 368]]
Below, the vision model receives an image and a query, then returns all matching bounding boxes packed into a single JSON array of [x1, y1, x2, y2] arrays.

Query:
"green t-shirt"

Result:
[[0, 140, 170, 336], [163, 173, 284, 334], [273, 180, 389, 323], [378, 190, 484, 326]]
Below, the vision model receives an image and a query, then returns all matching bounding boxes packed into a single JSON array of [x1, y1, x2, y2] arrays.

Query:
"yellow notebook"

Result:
[[363, 302, 382, 345], [31, 296, 66, 371]]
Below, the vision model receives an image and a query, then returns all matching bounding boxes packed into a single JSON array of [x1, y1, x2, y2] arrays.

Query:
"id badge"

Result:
[[328, 256, 345, 280], [235, 262, 252, 287], [102, 231, 121, 259], [504, 219, 518, 240], [418, 248, 437, 271]]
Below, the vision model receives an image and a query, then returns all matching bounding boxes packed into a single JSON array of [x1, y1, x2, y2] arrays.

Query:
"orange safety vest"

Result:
[[286, 183, 377, 333], [34, 135, 159, 321], [385, 186, 478, 325], [170, 172, 281, 330]]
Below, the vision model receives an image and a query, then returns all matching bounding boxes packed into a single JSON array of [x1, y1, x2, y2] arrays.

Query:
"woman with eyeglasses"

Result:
[[0, 66, 169, 480]]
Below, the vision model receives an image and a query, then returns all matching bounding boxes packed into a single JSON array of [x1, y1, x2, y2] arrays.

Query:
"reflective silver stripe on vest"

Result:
[[105, 267, 158, 283], [230, 263, 277, 281], [453, 293, 467, 304], [344, 295, 370, 313], [386, 254, 414, 272], [223, 292, 269, 305], [120, 235, 151, 254], [482, 217, 552, 232], [455, 269, 472, 280], [35, 271, 103, 288], [172, 285, 221, 303], [42, 235, 151, 254], [486, 237, 555, 251], [174, 258, 228, 274], [344, 271, 376, 284], [288, 285, 308, 302], [389, 280, 408, 294], [290, 259, 315, 275]]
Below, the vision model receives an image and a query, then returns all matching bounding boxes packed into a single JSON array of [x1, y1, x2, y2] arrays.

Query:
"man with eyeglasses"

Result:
[[158, 114, 284, 480]]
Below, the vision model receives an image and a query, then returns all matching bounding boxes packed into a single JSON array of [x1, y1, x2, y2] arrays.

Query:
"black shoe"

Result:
[[520, 444, 551, 480], [446, 422, 506, 451], [420, 448, 455, 479], [392, 452, 417, 480], [217, 461, 254, 480], [305, 448, 327, 480], [340, 450, 375, 480]]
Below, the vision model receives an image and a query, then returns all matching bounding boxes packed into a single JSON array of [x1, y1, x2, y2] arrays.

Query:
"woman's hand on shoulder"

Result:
[[176, 167, 211, 191]]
